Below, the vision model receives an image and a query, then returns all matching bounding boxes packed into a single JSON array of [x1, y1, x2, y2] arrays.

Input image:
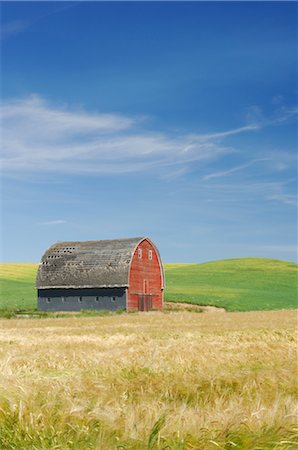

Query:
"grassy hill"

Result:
[[0, 263, 37, 310], [164, 258, 297, 311], [0, 258, 297, 312]]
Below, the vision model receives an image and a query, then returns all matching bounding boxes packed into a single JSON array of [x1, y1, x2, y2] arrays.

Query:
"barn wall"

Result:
[[38, 288, 126, 311], [127, 239, 163, 310]]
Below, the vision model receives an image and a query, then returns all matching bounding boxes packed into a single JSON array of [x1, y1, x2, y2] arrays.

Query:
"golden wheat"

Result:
[[0, 310, 297, 449]]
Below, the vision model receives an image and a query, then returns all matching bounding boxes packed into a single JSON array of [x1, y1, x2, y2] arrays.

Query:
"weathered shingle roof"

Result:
[[36, 237, 146, 289]]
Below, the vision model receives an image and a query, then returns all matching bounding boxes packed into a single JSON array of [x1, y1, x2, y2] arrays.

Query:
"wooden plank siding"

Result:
[[37, 237, 164, 312], [127, 239, 163, 310]]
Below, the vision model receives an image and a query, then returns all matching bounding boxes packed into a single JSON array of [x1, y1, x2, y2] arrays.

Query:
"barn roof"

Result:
[[36, 237, 152, 289]]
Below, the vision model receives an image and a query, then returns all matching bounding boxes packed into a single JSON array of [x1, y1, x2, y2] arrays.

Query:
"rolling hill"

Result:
[[0, 263, 37, 310], [0, 258, 297, 312], [164, 258, 297, 311]]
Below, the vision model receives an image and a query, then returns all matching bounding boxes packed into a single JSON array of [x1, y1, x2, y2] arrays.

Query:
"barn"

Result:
[[36, 237, 164, 312]]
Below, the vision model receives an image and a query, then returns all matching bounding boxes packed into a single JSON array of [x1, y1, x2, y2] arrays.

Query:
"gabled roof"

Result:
[[36, 237, 145, 289]]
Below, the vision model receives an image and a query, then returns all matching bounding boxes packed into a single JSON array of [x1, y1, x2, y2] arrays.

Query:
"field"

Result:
[[164, 258, 298, 311], [0, 263, 37, 310], [0, 261, 297, 448], [0, 310, 297, 449], [0, 258, 297, 312]]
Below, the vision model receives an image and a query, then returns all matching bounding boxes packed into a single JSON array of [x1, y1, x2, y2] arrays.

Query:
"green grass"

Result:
[[0, 258, 297, 312], [164, 258, 298, 311], [0, 263, 37, 310]]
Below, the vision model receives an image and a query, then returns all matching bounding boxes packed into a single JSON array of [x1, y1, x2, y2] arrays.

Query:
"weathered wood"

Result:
[[127, 239, 163, 310], [37, 237, 164, 311]]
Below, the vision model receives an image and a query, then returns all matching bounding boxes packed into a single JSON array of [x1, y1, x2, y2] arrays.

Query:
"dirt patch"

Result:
[[164, 302, 226, 313]]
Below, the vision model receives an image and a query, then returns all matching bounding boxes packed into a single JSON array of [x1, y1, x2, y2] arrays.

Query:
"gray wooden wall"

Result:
[[38, 287, 126, 311]]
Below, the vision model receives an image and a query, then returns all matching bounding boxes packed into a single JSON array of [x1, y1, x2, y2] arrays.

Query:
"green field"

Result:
[[0, 258, 297, 312], [0, 264, 37, 310], [164, 258, 298, 311]]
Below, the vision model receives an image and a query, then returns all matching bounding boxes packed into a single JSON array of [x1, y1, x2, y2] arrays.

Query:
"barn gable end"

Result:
[[36, 237, 164, 312], [128, 238, 164, 310]]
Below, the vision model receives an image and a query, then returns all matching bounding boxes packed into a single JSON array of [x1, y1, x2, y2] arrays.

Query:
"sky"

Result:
[[1, 1, 297, 263]]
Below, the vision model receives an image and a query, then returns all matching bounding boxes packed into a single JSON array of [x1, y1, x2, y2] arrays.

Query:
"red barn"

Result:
[[36, 237, 164, 312]]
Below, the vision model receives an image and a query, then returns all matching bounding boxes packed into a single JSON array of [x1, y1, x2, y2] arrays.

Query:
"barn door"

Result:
[[138, 294, 152, 311], [138, 295, 144, 311], [138, 280, 152, 311]]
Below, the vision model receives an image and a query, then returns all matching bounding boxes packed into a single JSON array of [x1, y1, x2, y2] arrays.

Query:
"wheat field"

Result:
[[0, 310, 297, 449]]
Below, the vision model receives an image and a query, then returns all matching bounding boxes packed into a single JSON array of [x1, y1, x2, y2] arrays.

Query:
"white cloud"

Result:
[[1, 94, 296, 177], [1, 4, 77, 40], [244, 103, 298, 128], [272, 106, 298, 124], [0, 95, 241, 175], [38, 220, 67, 226], [202, 178, 297, 208], [203, 158, 269, 180], [244, 105, 265, 126], [0, 20, 31, 39], [2, 95, 134, 134], [197, 124, 260, 141], [269, 194, 297, 207]]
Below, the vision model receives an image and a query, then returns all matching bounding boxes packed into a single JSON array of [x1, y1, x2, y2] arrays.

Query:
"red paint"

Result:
[[127, 239, 164, 310]]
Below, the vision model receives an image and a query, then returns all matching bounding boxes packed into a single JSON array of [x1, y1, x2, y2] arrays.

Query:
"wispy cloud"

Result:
[[38, 220, 67, 226], [161, 167, 190, 181], [272, 106, 298, 124], [1, 94, 297, 177], [1, 4, 77, 40], [245, 103, 298, 128], [195, 124, 260, 141], [0, 20, 31, 39], [202, 178, 297, 207], [203, 158, 269, 180], [269, 194, 297, 207], [0, 94, 244, 175]]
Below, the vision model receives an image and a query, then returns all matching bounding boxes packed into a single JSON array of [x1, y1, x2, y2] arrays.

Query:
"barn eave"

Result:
[[37, 284, 129, 289]]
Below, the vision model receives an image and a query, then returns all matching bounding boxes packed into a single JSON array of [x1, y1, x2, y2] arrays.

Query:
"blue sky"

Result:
[[1, 1, 297, 263]]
